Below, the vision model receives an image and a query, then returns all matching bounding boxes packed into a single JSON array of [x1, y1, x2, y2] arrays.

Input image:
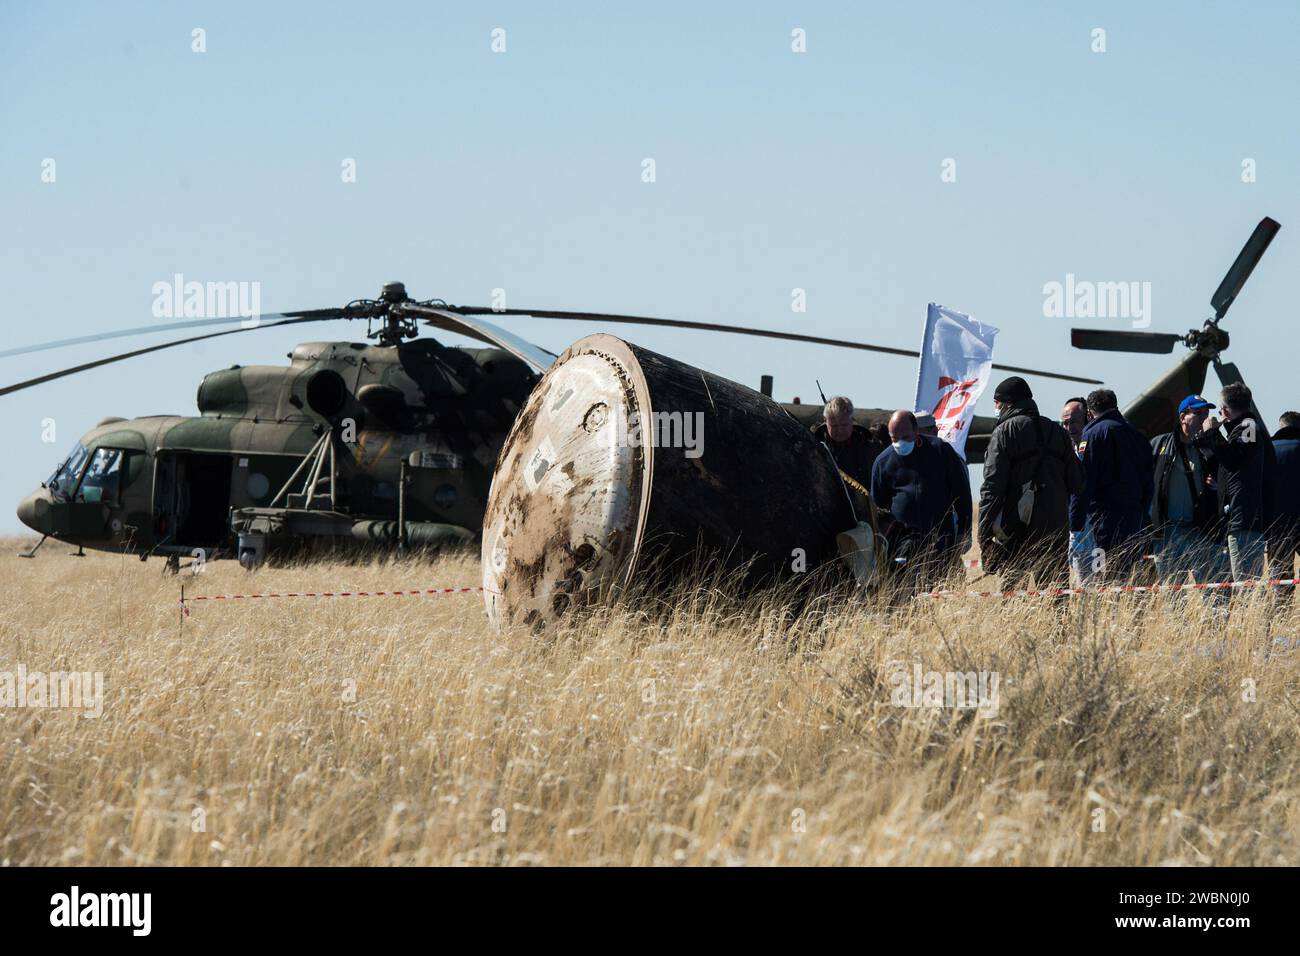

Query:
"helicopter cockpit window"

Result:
[[47, 443, 90, 501], [77, 448, 125, 505]]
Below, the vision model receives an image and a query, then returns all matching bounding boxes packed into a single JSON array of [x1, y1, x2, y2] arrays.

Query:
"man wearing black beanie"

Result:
[[978, 376, 1084, 588]]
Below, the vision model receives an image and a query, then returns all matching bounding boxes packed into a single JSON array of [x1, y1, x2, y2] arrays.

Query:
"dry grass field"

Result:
[[1, 534, 1298, 866]]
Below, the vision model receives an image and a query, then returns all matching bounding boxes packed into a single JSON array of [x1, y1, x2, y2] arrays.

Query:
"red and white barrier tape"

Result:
[[918, 577, 1299, 600], [180, 585, 485, 616], [961, 555, 1158, 569], [176, 572, 1293, 613]]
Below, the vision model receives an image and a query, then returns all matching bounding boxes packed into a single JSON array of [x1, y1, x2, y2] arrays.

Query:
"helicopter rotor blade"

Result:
[[1211, 216, 1280, 320], [1212, 357, 1244, 388], [453, 306, 1103, 385], [1070, 329, 1184, 354], [0, 315, 334, 398], [1213, 358, 1269, 428], [404, 305, 557, 373], [0, 309, 346, 360]]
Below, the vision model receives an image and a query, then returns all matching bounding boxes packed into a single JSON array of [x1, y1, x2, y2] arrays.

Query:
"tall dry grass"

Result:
[[1, 535, 1297, 865]]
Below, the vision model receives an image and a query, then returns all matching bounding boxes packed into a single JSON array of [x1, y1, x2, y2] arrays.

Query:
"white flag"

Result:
[[913, 304, 999, 460]]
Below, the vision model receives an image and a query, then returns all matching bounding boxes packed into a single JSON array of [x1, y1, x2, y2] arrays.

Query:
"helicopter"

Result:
[[10, 212, 1273, 574], [9, 283, 552, 568], [1070, 216, 1281, 434]]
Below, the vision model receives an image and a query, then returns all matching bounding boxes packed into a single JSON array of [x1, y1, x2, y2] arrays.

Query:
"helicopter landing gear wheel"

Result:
[[237, 534, 266, 571]]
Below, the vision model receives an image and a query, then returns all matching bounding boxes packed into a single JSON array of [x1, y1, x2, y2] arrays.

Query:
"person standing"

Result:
[[1149, 395, 1226, 583], [1061, 397, 1091, 583], [1060, 397, 1087, 450], [1269, 412, 1300, 591], [813, 395, 885, 513], [1072, 389, 1154, 580], [871, 410, 972, 589], [1195, 383, 1268, 582], [979, 377, 1083, 589]]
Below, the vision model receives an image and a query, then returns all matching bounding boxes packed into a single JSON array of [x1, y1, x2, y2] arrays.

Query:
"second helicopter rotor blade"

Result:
[[1211, 216, 1281, 320], [1212, 357, 1245, 388], [454, 306, 1102, 385], [1071, 329, 1184, 354], [1213, 358, 1269, 428], [0, 315, 335, 398], [0, 309, 346, 360], [403, 305, 557, 373]]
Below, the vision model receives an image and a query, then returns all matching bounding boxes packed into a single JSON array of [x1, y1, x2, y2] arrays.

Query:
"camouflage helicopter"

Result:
[[1069, 216, 1281, 435], [3, 282, 1106, 569]]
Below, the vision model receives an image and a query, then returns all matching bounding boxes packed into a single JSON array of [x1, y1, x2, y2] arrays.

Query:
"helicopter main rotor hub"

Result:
[[348, 281, 445, 347], [1188, 320, 1230, 357]]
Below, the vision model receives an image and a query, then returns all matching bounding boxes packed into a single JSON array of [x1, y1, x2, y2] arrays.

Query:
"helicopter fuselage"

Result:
[[16, 338, 537, 559]]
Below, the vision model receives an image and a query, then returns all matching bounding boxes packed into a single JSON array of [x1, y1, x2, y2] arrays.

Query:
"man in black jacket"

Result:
[[1071, 389, 1154, 580], [1149, 395, 1225, 583], [978, 377, 1084, 589], [871, 409, 972, 588], [1196, 382, 1268, 582], [813, 395, 885, 513]]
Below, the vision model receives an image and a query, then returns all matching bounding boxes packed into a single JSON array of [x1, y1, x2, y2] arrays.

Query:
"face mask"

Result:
[[892, 439, 915, 457]]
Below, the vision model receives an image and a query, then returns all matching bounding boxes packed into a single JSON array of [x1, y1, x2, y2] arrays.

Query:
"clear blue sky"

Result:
[[2, 1, 1297, 531]]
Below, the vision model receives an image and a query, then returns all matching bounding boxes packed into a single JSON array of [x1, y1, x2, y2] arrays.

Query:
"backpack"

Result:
[[992, 418, 1047, 545]]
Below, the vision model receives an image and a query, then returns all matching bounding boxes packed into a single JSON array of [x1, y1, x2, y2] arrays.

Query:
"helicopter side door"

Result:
[[153, 450, 235, 552]]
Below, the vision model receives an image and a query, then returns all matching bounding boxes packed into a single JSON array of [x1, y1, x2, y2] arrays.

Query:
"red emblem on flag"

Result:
[[932, 376, 979, 421]]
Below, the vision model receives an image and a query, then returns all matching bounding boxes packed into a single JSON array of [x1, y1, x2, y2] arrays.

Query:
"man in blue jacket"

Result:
[[871, 409, 972, 589], [1268, 411, 1300, 586], [1072, 389, 1154, 579]]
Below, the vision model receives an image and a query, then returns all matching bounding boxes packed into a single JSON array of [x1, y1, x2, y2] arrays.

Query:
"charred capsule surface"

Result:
[[481, 334, 854, 630]]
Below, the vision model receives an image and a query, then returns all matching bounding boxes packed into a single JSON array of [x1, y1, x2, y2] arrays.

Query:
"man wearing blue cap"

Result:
[[1149, 395, 1226, 583]]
